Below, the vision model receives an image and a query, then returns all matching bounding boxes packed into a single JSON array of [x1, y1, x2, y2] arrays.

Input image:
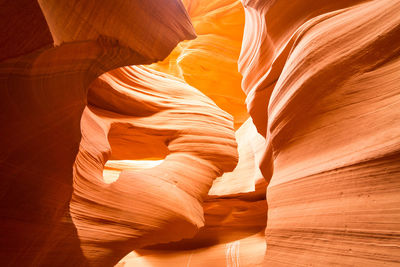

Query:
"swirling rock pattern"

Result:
[[72, 65, 238, 265], [114, 117, 267, 266], [2, 0, 400, 266], [0, 0, 197, 265], [239, 0, 400, 265], [150, 0, 248, 128]]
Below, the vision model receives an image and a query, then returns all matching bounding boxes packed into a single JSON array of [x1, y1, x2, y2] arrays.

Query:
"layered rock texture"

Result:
[[1, 0, 400, 266], [239, 0, 400, 265]]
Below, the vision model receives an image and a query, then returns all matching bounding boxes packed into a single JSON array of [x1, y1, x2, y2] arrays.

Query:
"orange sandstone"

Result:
[[1, 0, 400, 266]]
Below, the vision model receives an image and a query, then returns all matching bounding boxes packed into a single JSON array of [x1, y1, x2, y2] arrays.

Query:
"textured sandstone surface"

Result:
[[72, 65, 238, 264], [150, 0, 248, 128], [239, 0, 400, 265], [0, 0, 199, 265], [1, 0, 400, 266]]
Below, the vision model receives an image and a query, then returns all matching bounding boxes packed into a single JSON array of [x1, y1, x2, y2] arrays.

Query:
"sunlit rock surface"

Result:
[[73, 65, 238, 265], [114, 117, 267, 266], [150, 0, 248, 128], [239, 0, 400, 265], [117, 232, 266, 267], [1, 0, 400, 266]]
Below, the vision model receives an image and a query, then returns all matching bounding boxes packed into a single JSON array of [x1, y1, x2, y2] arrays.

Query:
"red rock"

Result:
[[0, 1, 196, 265], [239, 0, 400, 265], [1, 0, 400, 266]]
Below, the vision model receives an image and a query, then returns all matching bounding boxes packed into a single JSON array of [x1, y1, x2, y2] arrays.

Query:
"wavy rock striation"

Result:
[[115, 117, 267, 266], [239, 0, 400, 265], [2, 0, 400, 266], [0, 0, 197, 265], [72, 65, 238, 265], [151, 0, 248, 128]]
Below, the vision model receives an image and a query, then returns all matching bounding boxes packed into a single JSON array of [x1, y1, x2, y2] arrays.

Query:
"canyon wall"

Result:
[[113, 1, 267, 265], [0, 0, 203, 265], [1, 0, 400, 266], [239, 0, 400, 265], [72, 65, 238, 265]]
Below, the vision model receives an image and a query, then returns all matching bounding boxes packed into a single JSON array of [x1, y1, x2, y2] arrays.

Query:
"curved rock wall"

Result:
[[0, 1, 197, 265], [72, 65, 238, 265], [150, 0, 248, 128], [239, 0, 400, 265], [1, 0, 400, 266]]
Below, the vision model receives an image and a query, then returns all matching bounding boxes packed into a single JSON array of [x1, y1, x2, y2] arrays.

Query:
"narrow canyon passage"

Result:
[[1, 0, 400, 266]]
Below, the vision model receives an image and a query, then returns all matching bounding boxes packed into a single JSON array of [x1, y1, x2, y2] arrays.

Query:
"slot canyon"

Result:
[[1, 0, 400, 266]]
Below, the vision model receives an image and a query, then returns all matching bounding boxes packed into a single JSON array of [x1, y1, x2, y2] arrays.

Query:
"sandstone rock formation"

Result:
[[72, 65, 238, 265], [0, 0, 201, 265], [113, 116, 267, 266], [1, 0, 400, 266], [150, 0, 248, 128], [239, 0, 400, 265]]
